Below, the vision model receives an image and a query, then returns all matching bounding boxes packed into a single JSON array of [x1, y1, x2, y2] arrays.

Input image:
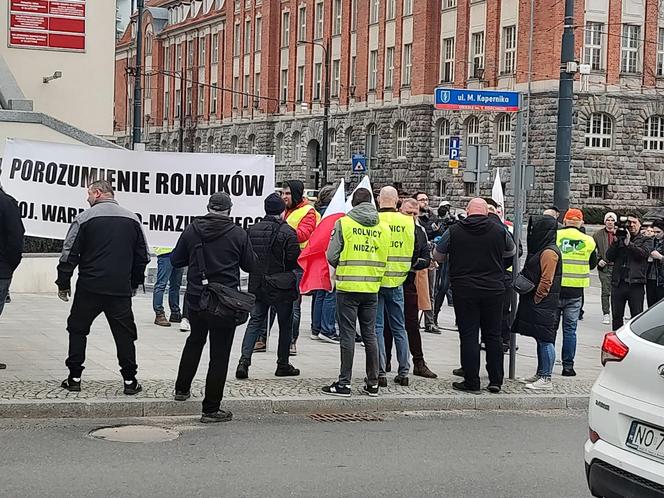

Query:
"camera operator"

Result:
[[432, 202, 456, 326], [606, 213, 653, 331]]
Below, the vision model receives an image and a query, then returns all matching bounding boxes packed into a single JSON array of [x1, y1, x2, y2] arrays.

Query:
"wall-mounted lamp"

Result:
[[43, 71, 63, 84]]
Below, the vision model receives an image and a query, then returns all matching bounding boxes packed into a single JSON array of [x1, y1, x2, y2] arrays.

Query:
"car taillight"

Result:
[[601, 332, 629, 366], [589, 427, 600, 443]]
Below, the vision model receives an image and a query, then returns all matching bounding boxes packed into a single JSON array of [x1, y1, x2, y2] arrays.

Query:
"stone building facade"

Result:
[[115, 0, 664, 213]]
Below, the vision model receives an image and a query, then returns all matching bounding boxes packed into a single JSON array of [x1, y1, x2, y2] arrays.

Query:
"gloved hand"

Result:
[[58, 289, 71, 302], [433, 236, 442, 244]]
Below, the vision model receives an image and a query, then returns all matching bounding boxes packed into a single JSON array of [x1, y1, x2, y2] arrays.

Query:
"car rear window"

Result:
[[630, 301, 664, 346]]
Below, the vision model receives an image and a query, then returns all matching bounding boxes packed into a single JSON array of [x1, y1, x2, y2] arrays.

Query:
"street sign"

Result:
[[462, 171, 490, 183], [435, 88, 520, 112], [467, 145, 490, 172], [449, 136, 460, 168], [352, 154, 367, 173]]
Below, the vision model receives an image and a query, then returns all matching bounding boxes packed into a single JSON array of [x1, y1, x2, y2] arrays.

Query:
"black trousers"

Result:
[[66, 289, 138, 380], [175, 309, 236, 414], [646, 280, 664, 308], [501, 289, 512, 346], [453, 290, 504, 389], [611, 282, 645, 331]]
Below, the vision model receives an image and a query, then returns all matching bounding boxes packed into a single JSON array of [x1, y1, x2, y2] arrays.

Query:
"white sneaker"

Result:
[[310, 333, 321, 341], [602, 314, 610, 325], [179, 318, 191, 332], [519, 374, 540, 384], [525, 377, 553, 390]]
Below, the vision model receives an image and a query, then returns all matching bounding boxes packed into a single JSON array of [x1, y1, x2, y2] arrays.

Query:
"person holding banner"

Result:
[[0, 178, 25, 371], [57, 180, 150, 395]]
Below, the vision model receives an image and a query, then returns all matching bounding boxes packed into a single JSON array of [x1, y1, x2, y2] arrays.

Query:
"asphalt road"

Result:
[[0, 411, 591, 498]]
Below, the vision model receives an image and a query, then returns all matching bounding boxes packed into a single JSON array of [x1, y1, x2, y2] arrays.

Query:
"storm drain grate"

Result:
[[309, 413, 384, 423]]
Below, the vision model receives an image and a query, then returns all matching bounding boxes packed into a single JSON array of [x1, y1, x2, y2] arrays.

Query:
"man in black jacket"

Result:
[[606, 213, 652, 331], [57, 180, 150, 395], [415, 191, 443, 334], [434, 198, 516, 394], [171, 192, 257, 423], [0, 181, 25, 370], [236, 193, 300, 380]]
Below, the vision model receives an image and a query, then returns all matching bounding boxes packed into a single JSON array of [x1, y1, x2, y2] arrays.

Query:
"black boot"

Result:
[[275, 364, 300, 377], [236, 361, 249, 379]]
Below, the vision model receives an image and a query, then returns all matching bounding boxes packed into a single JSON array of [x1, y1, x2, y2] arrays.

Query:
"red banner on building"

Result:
[[8, 0, 85, 51]]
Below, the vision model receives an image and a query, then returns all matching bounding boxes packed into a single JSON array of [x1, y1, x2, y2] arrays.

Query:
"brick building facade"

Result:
[[114, 0, 664, 212]]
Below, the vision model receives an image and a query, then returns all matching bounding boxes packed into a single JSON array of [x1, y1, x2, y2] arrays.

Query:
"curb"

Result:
[[0, 394, 590, 419]]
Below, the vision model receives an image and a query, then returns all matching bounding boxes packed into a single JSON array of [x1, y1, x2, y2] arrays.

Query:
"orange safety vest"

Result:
[[287, 204, 320, 248]]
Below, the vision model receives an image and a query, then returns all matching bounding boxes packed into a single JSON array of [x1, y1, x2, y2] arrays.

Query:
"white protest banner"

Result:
[[1, 138, 275, 248]]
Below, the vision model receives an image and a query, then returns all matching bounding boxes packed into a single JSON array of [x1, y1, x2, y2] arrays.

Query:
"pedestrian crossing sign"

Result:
[[352, 155, 367, 173]]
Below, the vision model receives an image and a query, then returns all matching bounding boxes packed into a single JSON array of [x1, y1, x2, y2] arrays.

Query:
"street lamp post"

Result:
[[132, 0, 144, 148], [299, 39, 330, 189]]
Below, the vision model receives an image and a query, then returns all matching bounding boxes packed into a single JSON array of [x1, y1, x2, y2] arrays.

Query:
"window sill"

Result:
[[619, 72, 642, 77]]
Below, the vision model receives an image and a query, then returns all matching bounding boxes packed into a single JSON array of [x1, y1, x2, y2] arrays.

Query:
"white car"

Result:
[[585, 302, 664, 497]]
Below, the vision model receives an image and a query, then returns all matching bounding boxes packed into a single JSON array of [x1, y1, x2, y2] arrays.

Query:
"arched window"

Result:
[[365, 124, 378, 168], [466, 116, 480, 146], [497, 114, 512, 155], [248, 134, 257, 154], [328, 128, 337, 161], [171, 139, 178, 152], [585, 113, 613, 149], [292, 131, 301, 162], [194, 136, 202, 152], [395, 121, 408, 158], [436, 118, 451, 157], [644, 116, 664, 151], [230, 135, 239, 153], [207, 136, 215, 153], [275, 133, 284, 163], [345, 127, 353, 159], [160, 140, 167, 151]]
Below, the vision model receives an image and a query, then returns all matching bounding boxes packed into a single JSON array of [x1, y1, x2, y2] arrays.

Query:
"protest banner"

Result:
[[1, 138, 275, 247]]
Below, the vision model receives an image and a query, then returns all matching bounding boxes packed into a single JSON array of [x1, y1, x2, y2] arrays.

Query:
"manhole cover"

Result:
[[309, 413, 384, 423], [89, 425, 179, 443]]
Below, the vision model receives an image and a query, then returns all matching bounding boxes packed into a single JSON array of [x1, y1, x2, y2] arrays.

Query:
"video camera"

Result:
[[616, 216, 630, 238]]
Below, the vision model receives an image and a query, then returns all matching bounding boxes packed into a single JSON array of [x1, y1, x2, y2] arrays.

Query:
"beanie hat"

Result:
[[208, 192, 233, 213], [264, 192, 286, 215], [604, 211, 617, 223], [564, 208, 584, 222]]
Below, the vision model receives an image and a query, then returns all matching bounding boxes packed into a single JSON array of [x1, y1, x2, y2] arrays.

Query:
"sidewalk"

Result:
[[0, 280, 610, 418]]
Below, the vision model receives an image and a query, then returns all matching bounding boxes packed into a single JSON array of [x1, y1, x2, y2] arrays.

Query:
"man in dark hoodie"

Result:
[[236, 193, 300, 379], [0, 179, 25, 370], [171, 192, 257, 423], [434, 198, 516, 394], [322, 188, 390, 397]]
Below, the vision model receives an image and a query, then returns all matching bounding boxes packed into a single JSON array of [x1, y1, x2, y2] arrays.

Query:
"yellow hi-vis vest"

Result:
[[556, 228, 597, 288], [379, 211, 415, 288], [335, 217, 391, 293], [153, 247, 172, 256], [287, 204, 321, 249]]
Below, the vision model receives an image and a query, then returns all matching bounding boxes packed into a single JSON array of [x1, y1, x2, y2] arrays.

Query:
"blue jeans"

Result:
[[375, 286, 410, 377], [556, 296, 583, 369], [152, 254, 183, 314], [312, 290, 337, 337], [536, 340, 555, 378], [0, 278, 10, 316]]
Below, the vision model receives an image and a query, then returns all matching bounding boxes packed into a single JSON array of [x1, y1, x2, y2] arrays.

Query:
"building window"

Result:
[[234, 23, 241, 56], [292, 131, 301, 162], [280, 69, 289, 103], [333, 0, 342, 35], [370, 0, 379, 24], [345, 127, 353, 158], [164, 90, 170, 120], [436, 179, 448, 197], [621, 24, 641, 74], [470, 32, 485, 78], [404, 0, 413, 16], [198, 37, 206, 65], [464, 182, 476, 196], [230, 135, 239, 154], [402, 43, 412, 86], [248, 134, 256, 154], [648, 186, 664, 200], [281, 11, 290, 47], [497, 114, 511, 155], [395, 122, 408, 159], [368, 50, 378, 91], [297, 65, 305, 102], [212, 33, 219, 63], [176, 44, 182, 71], [243, 75, 250, 108], [145, 33, 153, 56], [387, 0, 396, 20], [254, 71, 261, 100], [442, 37, 455, 82], [644, 116, 664, 151], [275, 133, 284, 163], [188, 39, 195, 66], [658, 28, 664, 77], [329, 128, 337, 161], [351, 0, 357, 31], [589, 184, 607, 199], [385, 47, 394, 89], [585, 113, 613, 149], [255, 17, 262, 51], [466, 116, 480, 146], [501, 25, 516, 75], [298, 6, 306, 41], [175, 89, 181, 117], [198, 84, 205, 115], [315, 2, 324, 39], [584, 22, 603, 71], [164, 47, 171, 71], [210, 83, 217, 113], [244, 20, 251, 54], [331, 59, 340, 97], [442, 0, 456, 8], [186, 86, 192, 115], [366, 124, 378, 168], [314, 63, 322, 100], [350, 56, 357, 87], [437, 119, 451, 158], [232, 77, 239, 109]]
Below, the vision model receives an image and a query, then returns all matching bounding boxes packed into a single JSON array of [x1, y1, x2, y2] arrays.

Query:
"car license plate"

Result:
[[626, 421, 664, 461]]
